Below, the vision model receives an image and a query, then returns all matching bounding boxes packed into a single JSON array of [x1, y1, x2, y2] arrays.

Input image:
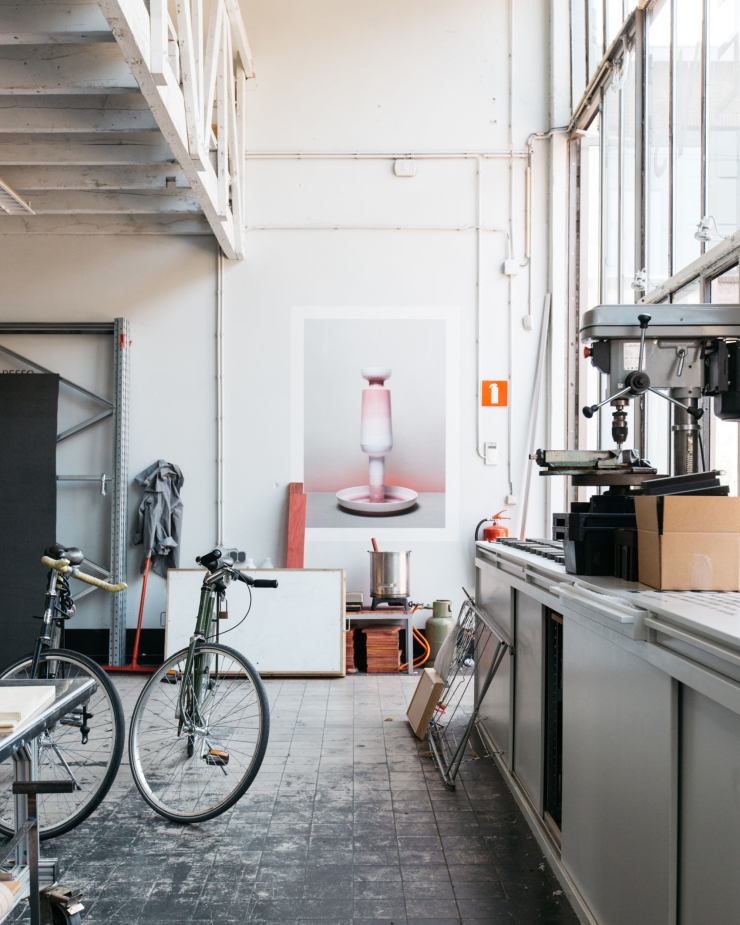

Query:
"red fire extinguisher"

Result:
[[475, 510, 511, 542]]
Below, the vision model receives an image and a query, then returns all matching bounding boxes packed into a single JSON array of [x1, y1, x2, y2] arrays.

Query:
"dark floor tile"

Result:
[[354, 881, 404, 900]]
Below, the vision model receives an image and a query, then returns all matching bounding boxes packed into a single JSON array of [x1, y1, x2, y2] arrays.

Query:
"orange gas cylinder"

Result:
[[482, 511, 510, 541]]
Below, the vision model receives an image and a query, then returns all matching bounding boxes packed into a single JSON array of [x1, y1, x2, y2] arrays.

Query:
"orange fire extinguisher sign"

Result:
[[482, 380, 508, 407]]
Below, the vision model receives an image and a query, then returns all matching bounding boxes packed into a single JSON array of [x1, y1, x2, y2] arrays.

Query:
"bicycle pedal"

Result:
[[205, 748, 229, 766]]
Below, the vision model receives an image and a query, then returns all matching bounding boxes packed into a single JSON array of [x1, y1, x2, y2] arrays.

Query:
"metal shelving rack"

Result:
[[0, 320, 130, 666]]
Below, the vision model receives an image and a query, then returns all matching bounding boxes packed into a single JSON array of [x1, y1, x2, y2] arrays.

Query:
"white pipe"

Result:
[[518, 293, 551, 540], [247, 225, 510, 232], [507, 0, 515, 495], [244, 151, 528, 159], [216, 247, 224, 547]]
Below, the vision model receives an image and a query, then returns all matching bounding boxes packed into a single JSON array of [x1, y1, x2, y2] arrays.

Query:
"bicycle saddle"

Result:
[[46, 544, 84, 567]]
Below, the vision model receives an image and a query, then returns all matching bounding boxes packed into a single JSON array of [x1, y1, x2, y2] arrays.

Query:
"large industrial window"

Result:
[[568, 0, 740, 483]]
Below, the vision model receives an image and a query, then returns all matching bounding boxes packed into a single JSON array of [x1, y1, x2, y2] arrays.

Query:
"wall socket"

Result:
[[484, 442, 498, 465]]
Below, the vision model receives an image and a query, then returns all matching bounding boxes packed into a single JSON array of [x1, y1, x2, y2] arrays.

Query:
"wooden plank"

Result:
[[0, 3, 113, 44], [201, 0, 222, 141], [0, 136, 176, 164], [287, 482, 306, 569], [0, 212, 211, 233], [14, 188, 203, 213], [216, 20, 228, 218], [0, 43, 138, 93], [149, 0, 168, 86], [0, 106, 158, 131], [97, 0, 237, 258], [0, 164, 189, 189], [222, 0, 253, 77], [0, 93, 149, 110], [174, 0, 205, 166]]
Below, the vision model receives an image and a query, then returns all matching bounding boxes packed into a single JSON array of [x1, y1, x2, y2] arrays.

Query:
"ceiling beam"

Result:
[[0, 212, 211, 233], [0, 164, 190, 189], [0, 43, 138, 93], [14, 188, 203, 212], [0, 3, 113, 44], [0, 106, 159, 131]]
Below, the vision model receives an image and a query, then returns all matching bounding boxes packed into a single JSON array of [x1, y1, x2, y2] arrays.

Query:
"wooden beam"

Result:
[[0, 164, 190, 189], [14, 188, 202, 213], [0, 43, 138, 93], [0, 136, 176, 164], [0, 3, 113, 44], [175, 0, 205, 166], [202, 0, 223, 142], [148, 0, 168, 86], [286, 483, 306, 569], [0, 212, 211, 233], [222, 0, 254, 78], [0, 106, 159, 131], [97, 0, 237, 258]]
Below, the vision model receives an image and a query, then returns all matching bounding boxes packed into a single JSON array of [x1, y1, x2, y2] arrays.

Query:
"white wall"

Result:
[[0, 0, 558, 630], [0, 236, 217, 630]]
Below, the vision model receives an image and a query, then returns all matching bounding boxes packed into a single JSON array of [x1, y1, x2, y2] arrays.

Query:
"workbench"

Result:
[[474, 540, 740, 925], [0, 679, 96, 924]]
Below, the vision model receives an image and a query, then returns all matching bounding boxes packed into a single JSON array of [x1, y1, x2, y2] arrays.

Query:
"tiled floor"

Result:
[[7, 674, 579, 924]]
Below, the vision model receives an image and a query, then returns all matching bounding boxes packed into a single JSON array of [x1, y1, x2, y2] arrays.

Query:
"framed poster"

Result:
[[291, 307, 460, 541]]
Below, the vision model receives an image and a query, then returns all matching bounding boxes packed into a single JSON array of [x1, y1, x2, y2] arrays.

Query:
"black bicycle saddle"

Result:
[[46, 544, 84, 567]]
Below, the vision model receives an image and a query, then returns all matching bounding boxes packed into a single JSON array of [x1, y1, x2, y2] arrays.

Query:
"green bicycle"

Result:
[[128, 549, 276, 823]]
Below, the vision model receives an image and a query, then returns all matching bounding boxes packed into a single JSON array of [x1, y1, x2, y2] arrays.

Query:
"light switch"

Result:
[[484, 442, 498, 465]]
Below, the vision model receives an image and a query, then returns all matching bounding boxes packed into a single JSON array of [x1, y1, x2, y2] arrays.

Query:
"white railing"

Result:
[[99, 0, 251, 258]]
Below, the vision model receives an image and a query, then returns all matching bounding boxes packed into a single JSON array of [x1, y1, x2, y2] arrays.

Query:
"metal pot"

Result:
[[369, 550, 411, 598]]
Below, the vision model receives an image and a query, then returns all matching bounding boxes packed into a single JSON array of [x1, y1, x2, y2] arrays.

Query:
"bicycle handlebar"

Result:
[[41, 556, 128, 593], [234, 570, 278, 589]]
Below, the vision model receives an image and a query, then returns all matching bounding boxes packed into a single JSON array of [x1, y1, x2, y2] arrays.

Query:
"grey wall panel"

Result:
[[680, 687, 740, 925], [561, 618, 674, 925], [476, 566, 513, 767], [513, 592, 544, 812]]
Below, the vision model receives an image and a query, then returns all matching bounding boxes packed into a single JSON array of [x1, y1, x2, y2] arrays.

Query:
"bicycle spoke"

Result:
[[130, 645, 268, 821]]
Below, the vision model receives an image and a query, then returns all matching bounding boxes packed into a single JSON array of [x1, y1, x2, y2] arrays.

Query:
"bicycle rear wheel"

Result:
[[129, 643, 269, 824], [0, 649, 125, 839]]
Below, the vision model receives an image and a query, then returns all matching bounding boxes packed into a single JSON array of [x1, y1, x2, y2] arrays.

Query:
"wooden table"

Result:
[[347, 610, 416, 675]]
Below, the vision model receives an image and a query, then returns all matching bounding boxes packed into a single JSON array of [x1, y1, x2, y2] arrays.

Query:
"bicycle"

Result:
[[128, 548, 276, 824], [0, 546, 127, 840]]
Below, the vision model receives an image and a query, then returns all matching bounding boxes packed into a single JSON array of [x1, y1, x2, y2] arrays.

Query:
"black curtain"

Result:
[[0, 374, 59, 671]]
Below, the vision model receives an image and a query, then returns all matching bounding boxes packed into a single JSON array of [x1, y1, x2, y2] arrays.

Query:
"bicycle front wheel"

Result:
[[129, 643, 269, 824], [0, 649, 125, 840]]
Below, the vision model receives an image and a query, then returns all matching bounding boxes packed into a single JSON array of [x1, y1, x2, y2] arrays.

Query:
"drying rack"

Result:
[[428, 591, 511, 789]]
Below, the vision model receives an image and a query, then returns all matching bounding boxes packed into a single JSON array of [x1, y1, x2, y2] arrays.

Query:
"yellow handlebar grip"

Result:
[[41, 556, 70, 570], [40, 556, 127, 593]]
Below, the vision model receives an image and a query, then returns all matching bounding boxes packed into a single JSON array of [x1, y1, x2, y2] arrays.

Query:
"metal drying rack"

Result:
[[428, 590, 511, 789]]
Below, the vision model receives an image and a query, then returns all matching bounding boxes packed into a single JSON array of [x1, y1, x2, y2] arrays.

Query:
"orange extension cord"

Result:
[[399, 605, 431, 671]]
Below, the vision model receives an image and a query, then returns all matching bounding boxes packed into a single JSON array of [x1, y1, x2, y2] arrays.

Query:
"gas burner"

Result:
[[370, 596, 410, 611]]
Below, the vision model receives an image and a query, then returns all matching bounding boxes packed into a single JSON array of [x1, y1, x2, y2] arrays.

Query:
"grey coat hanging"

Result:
[[133, 459, 184, 578]]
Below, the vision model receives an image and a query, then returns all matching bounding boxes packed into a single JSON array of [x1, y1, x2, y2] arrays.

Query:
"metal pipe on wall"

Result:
[[216, 248, 225, 547]]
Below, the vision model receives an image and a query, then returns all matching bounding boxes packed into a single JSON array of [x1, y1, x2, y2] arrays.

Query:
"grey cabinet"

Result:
[[680, 687, 740, 925], [476, 565, 513, 767], [513, 592, 544, 811], [561, 618, 675, 925]]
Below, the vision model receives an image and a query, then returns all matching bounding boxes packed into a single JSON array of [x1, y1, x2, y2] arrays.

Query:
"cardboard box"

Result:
[[406, 667, 445, 739], [635, 496, 740, 590]]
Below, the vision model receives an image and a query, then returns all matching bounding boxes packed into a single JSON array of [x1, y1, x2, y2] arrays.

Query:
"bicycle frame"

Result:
[[176, 575, 225, 729], [30, 570, 66, 678]]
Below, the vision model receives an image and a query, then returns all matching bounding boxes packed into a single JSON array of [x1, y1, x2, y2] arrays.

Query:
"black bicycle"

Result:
[[0, 545, 126, 840]]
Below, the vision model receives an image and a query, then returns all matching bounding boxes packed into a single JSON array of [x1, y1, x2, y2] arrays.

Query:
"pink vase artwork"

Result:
[[336, 368, 419, 514]]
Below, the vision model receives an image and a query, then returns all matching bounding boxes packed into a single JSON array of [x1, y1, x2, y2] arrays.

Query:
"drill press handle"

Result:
[[637, 313, 651, 372]]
